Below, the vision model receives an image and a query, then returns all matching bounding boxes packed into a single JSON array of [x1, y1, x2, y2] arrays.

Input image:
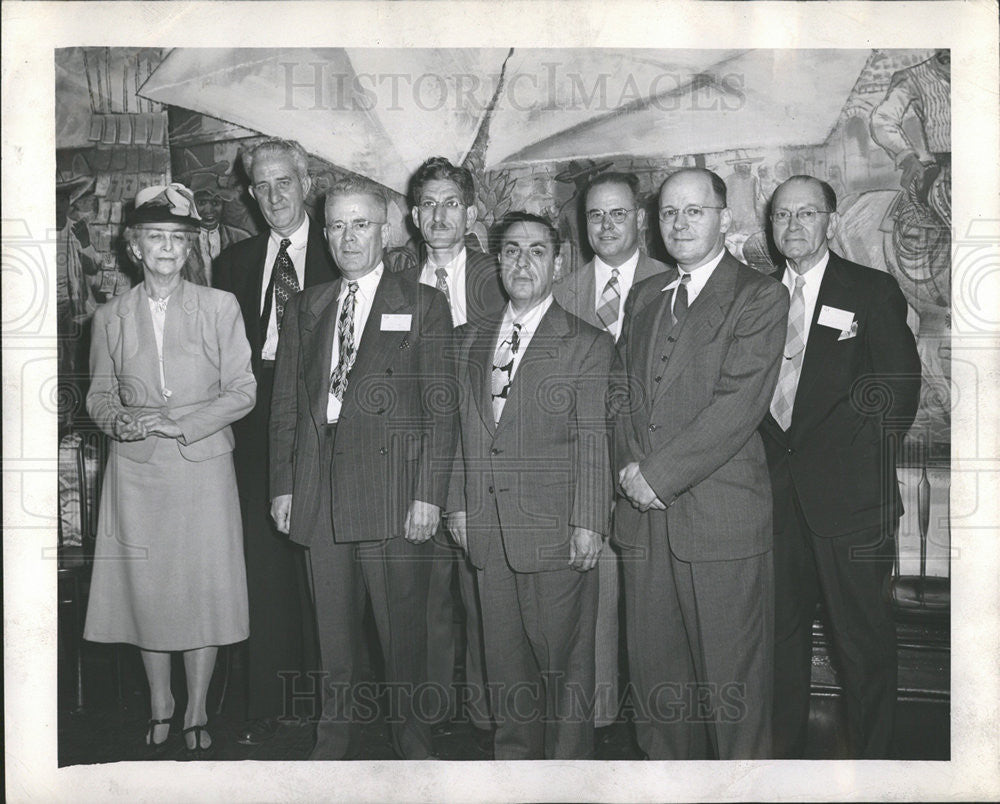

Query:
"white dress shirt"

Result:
[[419, 247, 468, 327], [326, 263, 384, 423], [781, 250, 829, 351], [592, 249, 640, 341], [660, 246, 727, 310], [492, 295, 553, 422], [260, 216, 310, 361]]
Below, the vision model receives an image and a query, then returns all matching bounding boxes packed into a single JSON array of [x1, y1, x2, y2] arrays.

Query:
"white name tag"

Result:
[[817, 305, 854, 331], [381, 314, 412, 331]]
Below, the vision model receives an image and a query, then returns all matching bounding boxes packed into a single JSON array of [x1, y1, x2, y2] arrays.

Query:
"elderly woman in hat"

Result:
[[83, 184, 256, 757]]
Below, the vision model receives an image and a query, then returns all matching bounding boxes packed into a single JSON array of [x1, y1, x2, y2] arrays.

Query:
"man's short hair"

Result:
[[584, 171, 641, 205], [497, 211, 562, 256], [661, 167, 728, 207], [409, 156, 477, 207], [324, 176, 389, 219], [242, 138, 310, 183], [781, 175, 839, 212]]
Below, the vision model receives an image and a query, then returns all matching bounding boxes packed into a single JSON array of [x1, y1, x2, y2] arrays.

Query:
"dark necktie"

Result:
[[329, 281, 360, 401], [671, 273, 691, 329], [273, 238, 300, 333]]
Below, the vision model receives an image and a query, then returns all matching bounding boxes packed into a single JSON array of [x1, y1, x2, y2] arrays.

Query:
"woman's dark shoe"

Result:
[[144, 712, 174, 756], [182, 724, 214, 758]]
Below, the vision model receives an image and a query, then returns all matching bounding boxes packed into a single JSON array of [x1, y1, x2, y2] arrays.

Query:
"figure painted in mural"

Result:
[[213, 138, 336, 747], [269, 177, 457, 760], [84, 184, 256, 757], [447, 212, 615, 759], [759, 175, 921, 759], [615, 168, 787, 760], [723, 156, 762, 233], [553, 170, 669, 733], [396, 156, 506, 735], [184, 169, 251, 287]]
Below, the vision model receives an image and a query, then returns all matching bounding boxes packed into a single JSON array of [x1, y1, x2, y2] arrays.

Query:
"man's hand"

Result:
[[113, 412, 148, 441], [568, 527, 604, 572], [618, 462, 667, 512], [271, 494, 293, 535], [899, 153, 927, 192], [404, 499, 441, 544], [446, 511, 468, 553]]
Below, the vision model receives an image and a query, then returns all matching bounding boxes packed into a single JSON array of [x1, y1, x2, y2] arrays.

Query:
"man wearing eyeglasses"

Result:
[[400, 157, 505, 736], [615, 167, 787, 760], [269, 176, 458, 760], [446, 212, 615, 758], [214, 138, 336, 748], [553, 171, 668, 733], [760, 175, 920, 759]]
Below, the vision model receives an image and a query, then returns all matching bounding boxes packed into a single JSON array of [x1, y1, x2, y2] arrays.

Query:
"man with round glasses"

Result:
[[760, 175, 920, 758], [614, 167, 787, 760], [269, 176, 458, 759], [554, 170, 667, 733]]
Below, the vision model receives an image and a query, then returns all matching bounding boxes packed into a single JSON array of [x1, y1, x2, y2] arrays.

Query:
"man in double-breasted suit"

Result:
[[616, 168, 788, 760], [269, 177, 457, 760], [447, 212, 616, 759], [554, 171, 668, 731], [759, 175, 921, 758], [213, 138, 337, 745], [396, 157, 506, 731]]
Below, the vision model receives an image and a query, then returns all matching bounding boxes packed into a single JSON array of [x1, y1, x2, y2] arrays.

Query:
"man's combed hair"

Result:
[[325, 176, 389, 217], [661, 167, 728, 207], [497, 211, 562, 256], [584, 171, 641, 206], [242, 138, 310, 183], [410, 156, 477, 208], [783, 175, 839, 212]]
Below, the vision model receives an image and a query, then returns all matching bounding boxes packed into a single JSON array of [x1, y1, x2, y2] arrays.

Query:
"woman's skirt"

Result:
[[83, 437, 249, 651]]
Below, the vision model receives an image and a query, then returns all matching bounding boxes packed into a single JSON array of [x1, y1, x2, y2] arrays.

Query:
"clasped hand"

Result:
[[114, 410, 182, 441], [618, 462, 667, 512]]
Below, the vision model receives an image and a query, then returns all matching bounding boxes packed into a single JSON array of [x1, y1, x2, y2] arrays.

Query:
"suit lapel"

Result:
[[790, 253, 855, 426], [303, 216, 334, 288], [120, 285, 162, 401], [302, 279, 342, 425], [470, 312, 503, 434]]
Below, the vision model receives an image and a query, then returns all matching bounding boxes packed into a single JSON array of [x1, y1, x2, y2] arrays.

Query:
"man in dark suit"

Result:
[[760, 175, 921, 758], [269, 176, 457, 760], [447, 212, 616, 759], [400, 156, 505, 731], [213, 138, 336, 746], [554, 170, 669, 730], [616, 168, 788, 760]]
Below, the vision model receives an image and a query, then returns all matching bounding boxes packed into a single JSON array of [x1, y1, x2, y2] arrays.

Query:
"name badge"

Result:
[[381, 314, 412, 331], [817, 305, 854, 331]]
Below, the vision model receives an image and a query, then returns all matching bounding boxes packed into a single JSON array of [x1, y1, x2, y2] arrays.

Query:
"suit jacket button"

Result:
[[654, 376, 662, 383], [786, 448, 794, 454], [490, 447, 501, 455], [488, 486, 494, 494], [379, 447, 387, 455], [385, 368, 393, 376], [648, 423, 658, 432]]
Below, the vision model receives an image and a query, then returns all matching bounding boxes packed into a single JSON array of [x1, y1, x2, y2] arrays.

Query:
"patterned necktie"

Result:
[[491, 323, 522, 424], [273, 238, 300, 333], [671, 273, 691, 328], [595, 268, 621, 332], [329, 281, 360, 401], [770, 274, 807, 430], [434, 265, 451, 307]]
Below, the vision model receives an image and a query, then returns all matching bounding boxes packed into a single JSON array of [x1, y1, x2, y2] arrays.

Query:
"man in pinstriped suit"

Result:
[[269, 176, 457, 760]]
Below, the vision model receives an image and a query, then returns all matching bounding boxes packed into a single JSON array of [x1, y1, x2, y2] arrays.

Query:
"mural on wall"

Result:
[[58, 47, 950, 454]]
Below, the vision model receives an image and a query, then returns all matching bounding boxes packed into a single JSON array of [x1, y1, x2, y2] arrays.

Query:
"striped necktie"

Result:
[[329, 281, 360, 401], [273, 238, 300, 333], [491, 323, 521, 424], [595, 268, 621, 332], [770, 274, 807, 430]]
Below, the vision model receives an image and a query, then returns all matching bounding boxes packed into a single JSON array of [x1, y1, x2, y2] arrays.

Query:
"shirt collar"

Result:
[[426, 246, 467, 274], [502, 294, 553, 333], [341, 262, 384, 300], [661, 247, 726, 296], [783, 249, 830, 290], [594, 248, 640, 279], [269, 215, 310, 251]]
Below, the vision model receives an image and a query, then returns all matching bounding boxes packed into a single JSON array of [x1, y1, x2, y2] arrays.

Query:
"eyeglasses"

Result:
[[658, 205, 726, 222], [770, 208, 831, 224], [586, 208, 635, 225], [326, 219, 385, 235], [417, 198, 464, 212]]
